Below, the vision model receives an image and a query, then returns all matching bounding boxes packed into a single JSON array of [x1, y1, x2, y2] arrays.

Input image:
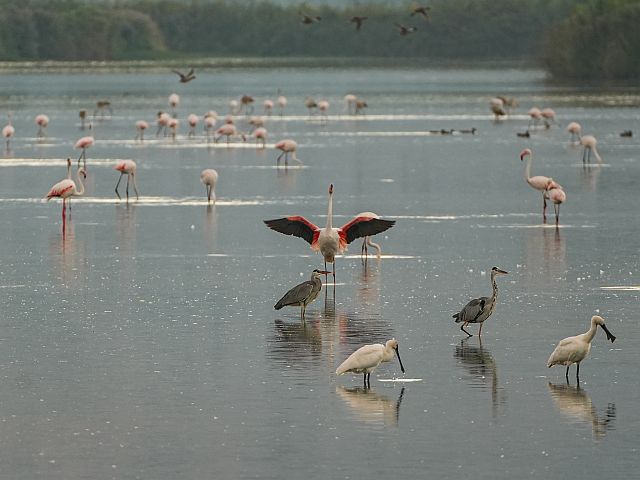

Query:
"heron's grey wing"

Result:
[[457, 296, 488, 323], [264, 216, 318, 245], [341, 217, 395, 244], [274, 281, 314, 309]]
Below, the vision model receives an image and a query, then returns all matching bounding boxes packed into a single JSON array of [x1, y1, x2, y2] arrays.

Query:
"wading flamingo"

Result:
[[169, 93, 180, 117], [355, 212, 387, 258], [263, 184, 396, 279], [156, 112, 170, 137], [547, 315, 616, 381], [277, 93, 287, 116], [215, 124, 245, 144], [35, 114, 49, 138], [545, 179, 567, 226], [274, 139, 301, 165], [114, 160, 139, 201], [567, 122, 582, 143], [541, 108, 556, 128], [580, 135, 602, 164], [344, 94, 357, 114], [520, 148, 562, 223], [187, 114, 199, 138], [489, 98, 506, 120], [200, 169, 218, 204], [263, 99, 274, 115], [528, 107, 543, 129], [135, 120, 148, 142], [46, 159, 86, 232], [2, 114, 15, 149], [253, 127, 267, 148], [74, 123, 94, 170], [336, 339, 405, 388]]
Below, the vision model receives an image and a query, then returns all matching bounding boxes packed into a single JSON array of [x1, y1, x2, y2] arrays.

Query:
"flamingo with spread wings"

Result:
[[264, 184, 395, 279]]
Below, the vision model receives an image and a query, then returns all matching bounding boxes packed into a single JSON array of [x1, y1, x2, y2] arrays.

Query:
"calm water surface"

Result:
[[0, 68, 639, 479]]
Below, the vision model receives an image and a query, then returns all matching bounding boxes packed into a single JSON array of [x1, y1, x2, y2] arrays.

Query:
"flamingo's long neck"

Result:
[[524, 153, 533, 182], [326, 189, 333, 230], [75, 170, 85, 196], [366, 237, 382, 256], [584, 319, 598, 343]]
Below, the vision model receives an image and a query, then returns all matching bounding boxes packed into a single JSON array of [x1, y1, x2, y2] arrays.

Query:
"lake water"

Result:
[[0, 66, 639, 479]]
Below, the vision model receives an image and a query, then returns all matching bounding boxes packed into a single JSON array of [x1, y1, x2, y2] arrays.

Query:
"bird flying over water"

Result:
[[350, 16, 368, 31], [173, 68, 196, 83], [300, 13, 321, 25], [395, 23, 417, 35], [410, 6, 431, 20]]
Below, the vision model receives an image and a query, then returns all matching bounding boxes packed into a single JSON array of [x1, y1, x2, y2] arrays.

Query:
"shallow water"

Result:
[[0, 67, 639, 479]]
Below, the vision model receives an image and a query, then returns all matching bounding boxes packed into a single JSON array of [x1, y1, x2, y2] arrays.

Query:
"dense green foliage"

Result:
[[0, 0, 576, 61], [0, 0, 637, 80], [542, 0, 640, 80]]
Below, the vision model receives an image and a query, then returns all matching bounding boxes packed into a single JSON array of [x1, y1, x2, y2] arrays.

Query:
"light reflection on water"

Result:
[[0, 68, 638, 480]]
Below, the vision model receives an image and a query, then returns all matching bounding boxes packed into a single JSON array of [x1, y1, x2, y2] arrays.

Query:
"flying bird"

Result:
[[300, 13, 321, 25], [547, 315, 616, 381], [350, 16, 368, 31], [453, 267, 509, 337], [274, 269, 330, 319], [410, 6, 431, 20], [173, 68, 196, 83], [395, 23, 417, 35], [336, 339, 405, 388], [264, 184, 395, 279]]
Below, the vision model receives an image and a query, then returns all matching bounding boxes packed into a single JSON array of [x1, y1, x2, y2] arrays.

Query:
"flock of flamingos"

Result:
[[1, 83, 617, 388]]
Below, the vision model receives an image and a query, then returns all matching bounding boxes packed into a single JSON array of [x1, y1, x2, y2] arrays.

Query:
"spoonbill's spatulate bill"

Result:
[[547, 315, 616, 381]]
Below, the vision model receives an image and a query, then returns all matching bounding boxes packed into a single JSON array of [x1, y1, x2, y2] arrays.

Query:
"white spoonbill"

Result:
[[520, 148, 562, 222], [114, 160, 139, 201], [336, 339, 405, 388], [567, 122, 582, 143], [453, 267, 509, 337], [274, 139, 300, 165], [35, 114, 49, 138], [263, 184, 396, 279], [46, 159, 86, 231], [580, 135, 602, 164], [545, 179, 566, 226], [274, 269, 330, 319], [200, 168, 218, 204], [74, 122, 94, 170], [547, 315, 616, 381]]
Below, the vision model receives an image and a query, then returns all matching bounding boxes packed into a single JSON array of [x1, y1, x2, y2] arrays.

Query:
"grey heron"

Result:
[[264, 184, 396, 280], [274, 269, 330, 319], [336, 339, 405, 388], [547, 315, 616, 381], [453, 267, 509, 337]]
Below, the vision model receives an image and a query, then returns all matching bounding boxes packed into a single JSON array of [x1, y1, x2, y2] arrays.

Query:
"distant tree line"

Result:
[[542, 0, 640, 80], [0, 0, 636, 79]]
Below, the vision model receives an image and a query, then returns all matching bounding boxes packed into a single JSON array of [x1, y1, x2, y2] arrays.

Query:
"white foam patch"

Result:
[[378, 378, 423, 383], [2, 196, 283, 207], [0, 158, 134, 167], [476, 224, 595, 229], [600, 286, 640, 291], [341, 254, 418, 259]]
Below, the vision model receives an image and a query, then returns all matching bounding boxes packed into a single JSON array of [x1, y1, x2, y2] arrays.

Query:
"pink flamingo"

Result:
[[580, 135, 602, 164], [187, 114, 199, 138], [305, 97, 317, 115], [545, 179, 566, 226], [567, 122, 582, 143], [215, 124, 246, 144], [204, 115, 217, 142], [528, 107, 542, 129], [253, 127, 267, 148], [277, 93, 287, 116], [168, 118, 179, 141], [35, 114, 49, 138], [520, 148, 562, 223], [344, 94, 357, 114], [114, 160, 139, 201], [46, 158, 86, 233], [317, 100, 329, 122], [489, 98, 506, 120], [264, 184, 396, 280], [135, 120, 149, 142], [156, 112, 170, 137], [168, 93, 180, 117], [74, 123, 94, 170], [541, 108, 556, 128], [275, 139, 301, 166], [200, 169, 218, 203], [263, 99, 274, 115], [248, 116, 264, 133]]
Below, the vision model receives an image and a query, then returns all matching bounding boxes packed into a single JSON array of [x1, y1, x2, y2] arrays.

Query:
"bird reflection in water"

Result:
[[547, 382, 616, 439], [454, 338, 506, 417], [268, 318, 323, 370], [524, 227, 566, 286], [580, 161, 601, 191], [204, 204, 218, 253], [276, 161, 299, 194], [49, 222, 86, 287], [336, 386, 405, 427], [357, 256, 381, 311], [115, 203, 137, 254]]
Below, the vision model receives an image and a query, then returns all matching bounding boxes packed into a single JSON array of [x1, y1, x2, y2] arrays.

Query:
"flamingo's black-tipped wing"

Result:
[[340, 217, 396, 244], [264, 216, 319, 245]]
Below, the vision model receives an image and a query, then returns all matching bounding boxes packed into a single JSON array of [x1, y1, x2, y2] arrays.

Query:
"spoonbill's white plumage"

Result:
[[547, 315, 616, 381], [336, 339, 405, 387], [200, 168, 218, 204], [264, 184, 395, 279]]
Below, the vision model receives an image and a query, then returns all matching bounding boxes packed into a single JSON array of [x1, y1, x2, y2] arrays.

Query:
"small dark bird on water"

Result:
[[173, 68, 196, 83], [300, 13, 321, 25], [395, 23, 417, 35], [274, 269, 330, 319], [517, 130, 531, 138], [350, 16, 368, 31], [411, 6, 431, 20], [620, 130, 632, 137]]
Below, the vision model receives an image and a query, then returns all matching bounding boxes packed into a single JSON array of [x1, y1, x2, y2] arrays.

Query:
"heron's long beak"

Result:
[[600, 323, 616, 343], [318, 270, 331, 275], [496, 268, 509, 275], [395, 347, 405, 374]]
